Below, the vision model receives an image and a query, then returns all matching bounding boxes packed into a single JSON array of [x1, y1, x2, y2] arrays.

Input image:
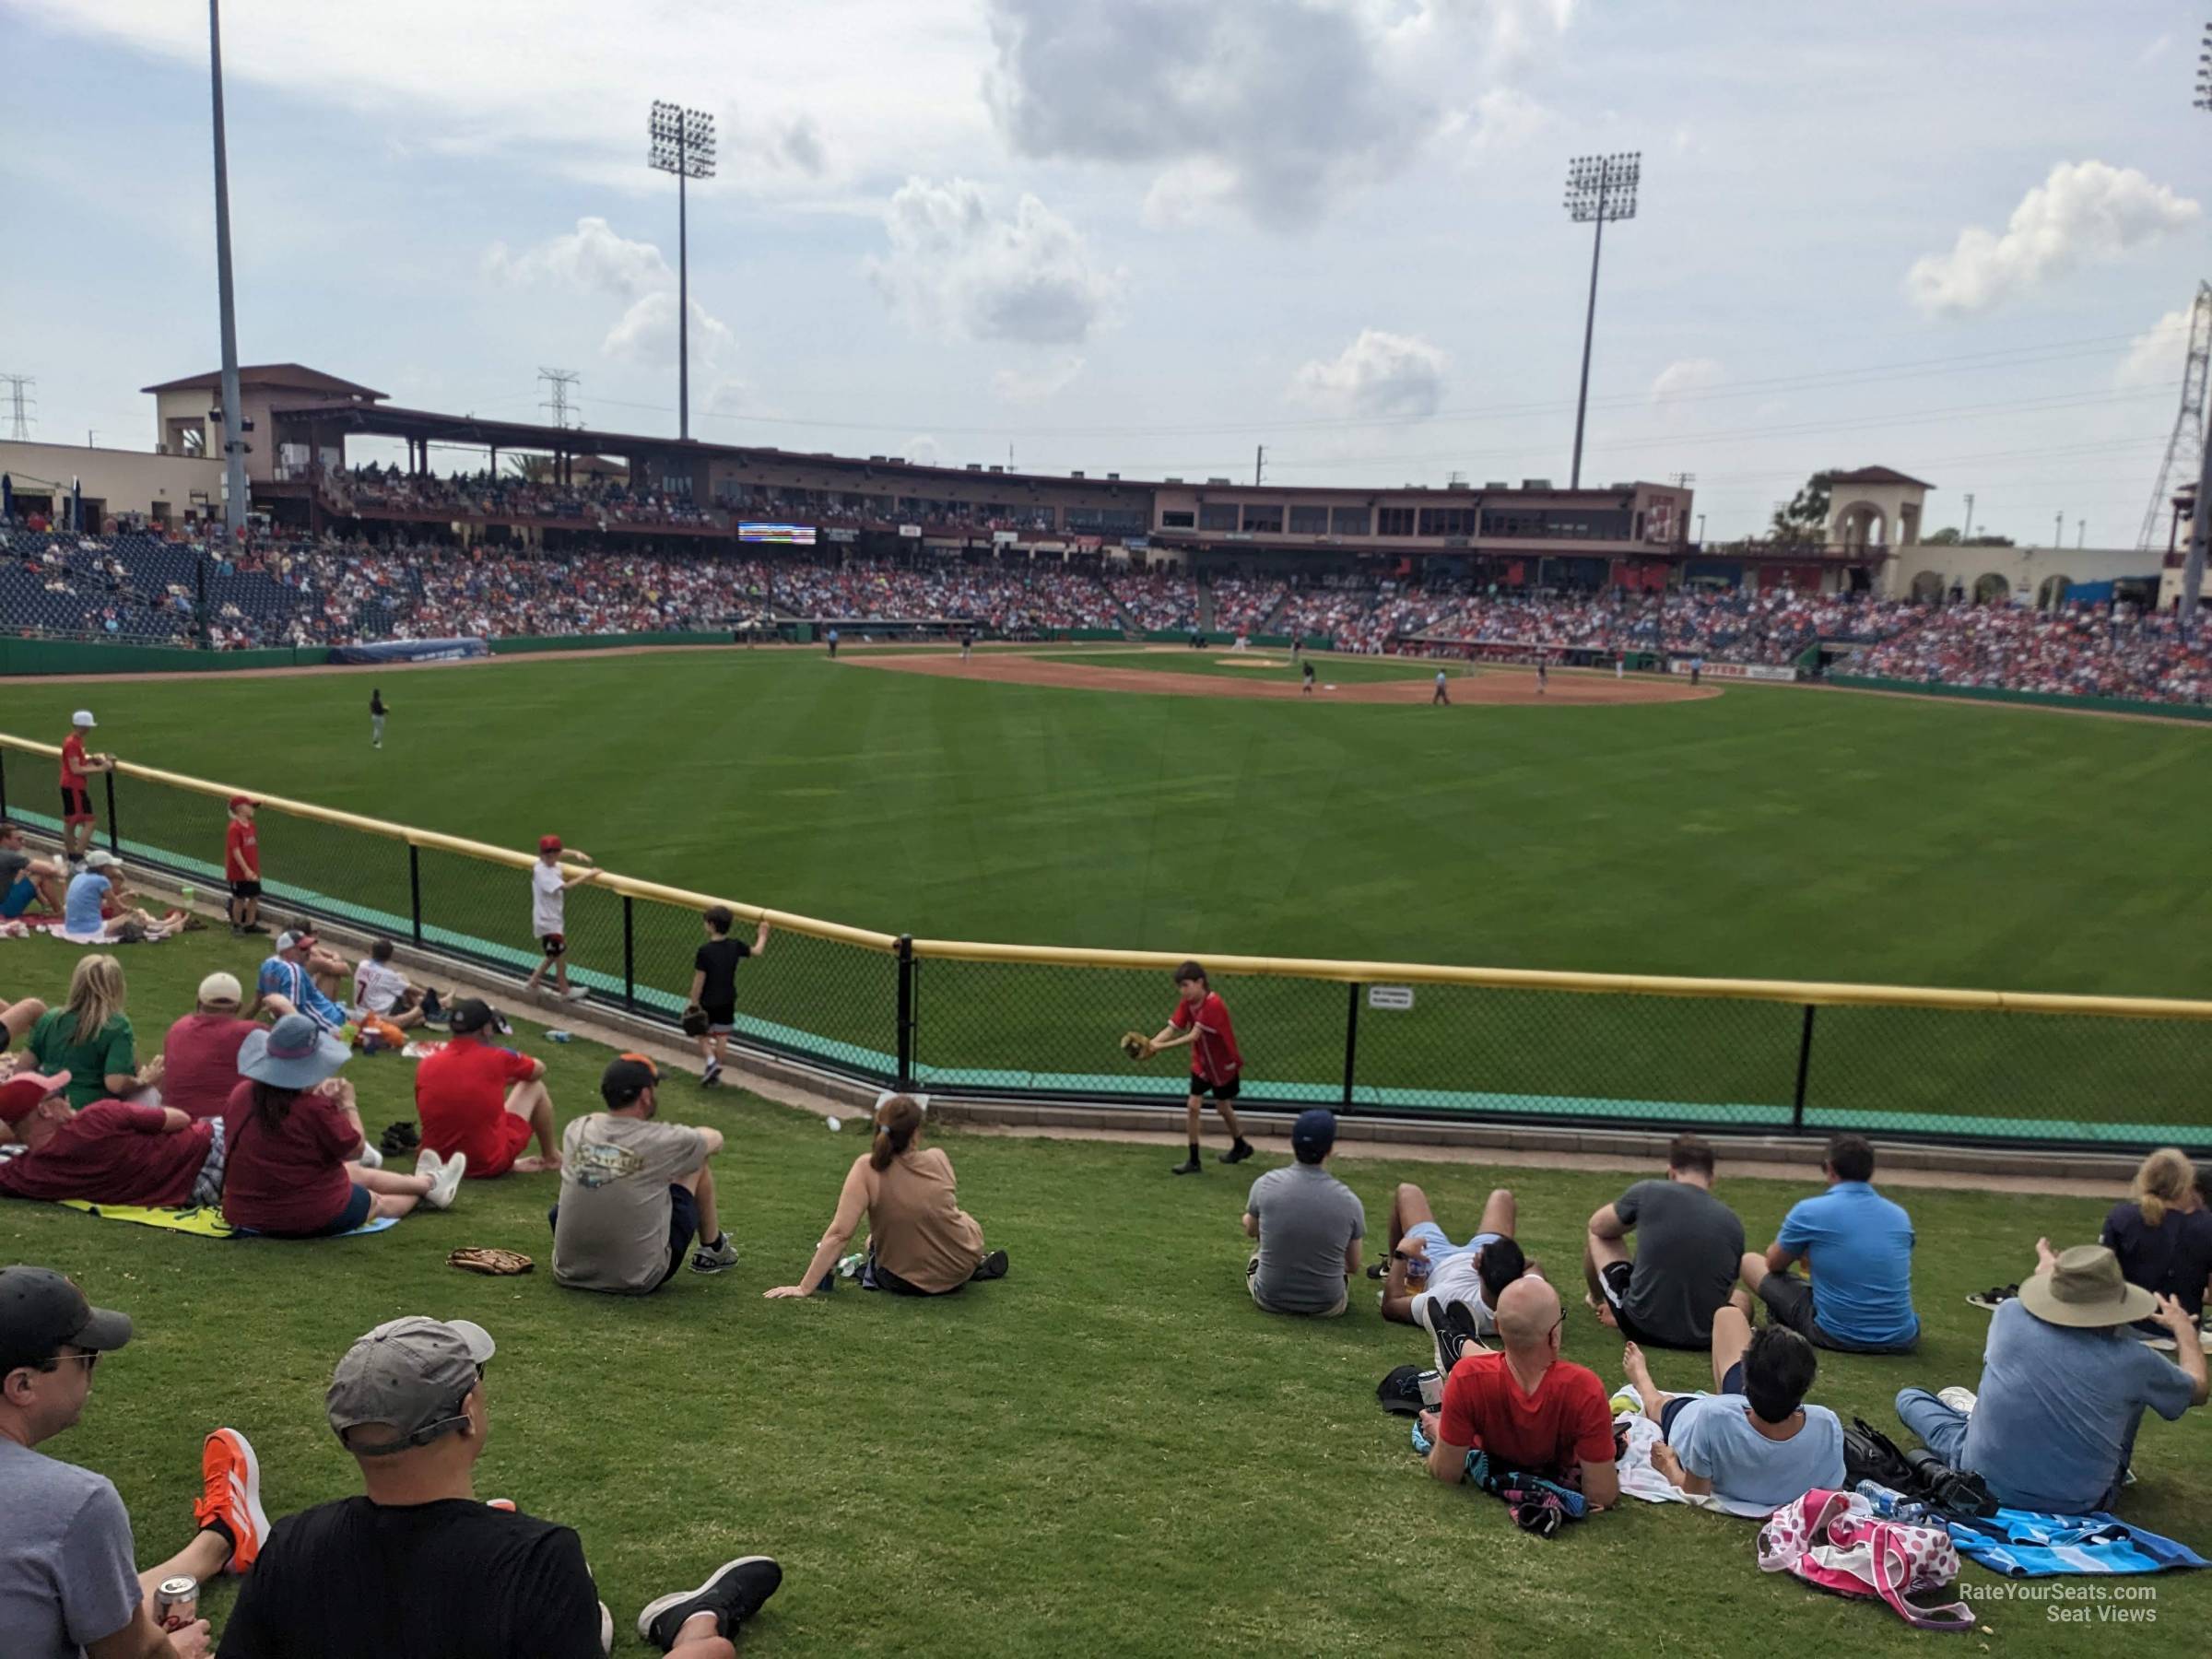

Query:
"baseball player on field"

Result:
[[1128, 960, 1253, 1175]]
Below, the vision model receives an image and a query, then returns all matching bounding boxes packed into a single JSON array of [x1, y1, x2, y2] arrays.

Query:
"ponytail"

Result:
[[869, 1095, 924, 1171], [2132, 1147, 2192, 1229]]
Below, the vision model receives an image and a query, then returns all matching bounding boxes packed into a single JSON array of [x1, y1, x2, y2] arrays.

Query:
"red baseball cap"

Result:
[[0, 1072, 71, 1125], [539, 835, 562, 853], [229, 794, 256, 810]]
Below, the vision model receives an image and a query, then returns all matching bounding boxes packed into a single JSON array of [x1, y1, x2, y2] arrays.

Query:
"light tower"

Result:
[[207, 0, 250, 542], [648, 100, 715, 441], [1562, 151, 1641, 490]]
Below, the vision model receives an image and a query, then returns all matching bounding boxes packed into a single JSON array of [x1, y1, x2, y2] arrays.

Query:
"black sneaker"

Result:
[[1219, 1139, 1254, 1165], [971, 1248, 1008, 1282], [1170, 1157, 1202, 1175], [1365, 1259, 1389, 1280], [637, 1557, 782, 1652]]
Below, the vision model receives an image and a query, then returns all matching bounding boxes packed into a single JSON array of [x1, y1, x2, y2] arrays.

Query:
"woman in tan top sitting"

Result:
[[765, 1095, 1007, 1298]]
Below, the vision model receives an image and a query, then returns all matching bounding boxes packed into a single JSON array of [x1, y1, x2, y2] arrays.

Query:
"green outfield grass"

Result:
[[5, 649, 2209, 1142], [5, 939, 2208, 1656]]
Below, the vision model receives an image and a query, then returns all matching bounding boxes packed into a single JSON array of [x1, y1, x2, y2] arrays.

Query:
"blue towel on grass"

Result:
[[1946, 1509, 2208, 1578]]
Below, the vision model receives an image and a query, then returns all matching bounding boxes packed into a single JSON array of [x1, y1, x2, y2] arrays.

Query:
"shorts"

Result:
[[1247, 1252, 1347, 1318], [1, 877, 34, 919], [539, 933, 566, 959], [700, 1003, 735, 1034], [1757, 1270, 1919, 1354], [1596, 1259, 1678, 1347], [1190, 1075, 1241, 1102], [464, 1112, 538, 1181], [61, 787, 92, 824], [262, 1182, 374, 1241], [1659, 1360, 1747, 1439], [230, 879, 263, 900], [1402, 1223, 1503, 1263], [657, 1182, 700, 1287]]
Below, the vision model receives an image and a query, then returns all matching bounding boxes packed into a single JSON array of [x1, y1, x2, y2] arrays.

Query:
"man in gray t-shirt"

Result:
[[1243, 1111, 1366, 1317], [1585, 1135, 1747, 1349], [551, 1055, 735, 1294]]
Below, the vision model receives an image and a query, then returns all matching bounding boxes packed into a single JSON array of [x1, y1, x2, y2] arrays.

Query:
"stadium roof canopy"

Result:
[[142, 363, 388, 400], [1828, 465, 1932, 488]]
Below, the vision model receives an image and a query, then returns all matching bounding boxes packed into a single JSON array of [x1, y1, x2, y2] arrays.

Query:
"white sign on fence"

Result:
[[1367, 985, 1415, 1011]]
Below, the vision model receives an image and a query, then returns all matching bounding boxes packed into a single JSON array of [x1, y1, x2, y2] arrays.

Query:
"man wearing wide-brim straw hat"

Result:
[[1895, 1240, 2208, 1515]]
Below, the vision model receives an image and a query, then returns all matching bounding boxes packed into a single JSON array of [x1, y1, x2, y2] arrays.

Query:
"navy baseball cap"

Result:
[[0, 1266, 132, 1373], [1291, 1109, 1338, 1158]]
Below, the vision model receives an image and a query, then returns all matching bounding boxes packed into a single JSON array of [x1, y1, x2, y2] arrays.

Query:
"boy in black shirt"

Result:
[[688, 906, 771, 1086]]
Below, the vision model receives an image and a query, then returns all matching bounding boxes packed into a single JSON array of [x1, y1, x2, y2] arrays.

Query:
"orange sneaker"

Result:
[[485, 1499, 517, 1512], [194, 1429, 270, 1574]]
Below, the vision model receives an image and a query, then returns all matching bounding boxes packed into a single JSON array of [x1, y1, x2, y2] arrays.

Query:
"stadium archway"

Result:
[[1833, 501, 1888, 548], [1909, 571, 1943, 603], [1973, 572, 2011, 605], [2036, 575, 2070, 610]]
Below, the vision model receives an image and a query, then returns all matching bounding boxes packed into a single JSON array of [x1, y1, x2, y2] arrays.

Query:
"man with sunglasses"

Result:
[[551, 1054, 737, 1294], [1, 1265, 269, 1659], [218, 1315, 780, 1657]]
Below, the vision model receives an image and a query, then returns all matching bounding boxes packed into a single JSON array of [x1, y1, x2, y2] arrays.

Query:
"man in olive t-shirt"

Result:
[[550, 1056, 735, 1294], [1584, 1134, 1747, 1349]]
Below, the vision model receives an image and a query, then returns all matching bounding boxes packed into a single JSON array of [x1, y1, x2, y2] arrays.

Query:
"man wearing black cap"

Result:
[[551, 1054, 737, 1293], [0, 1265, 269, 1659], [1241, 1110, 1367, 1317], [218, 1315, 780, 1658]]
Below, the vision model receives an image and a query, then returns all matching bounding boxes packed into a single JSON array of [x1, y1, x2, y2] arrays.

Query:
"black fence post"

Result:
[[622, 897, 636, 1013], [896, 935, 915, 1088], [407, 844, 423, 946], [1792, 1005, 1818, 1133], [0, 744, 9, 822], [102, 771, 120, 853], [1342, 981, 1360, 1110]]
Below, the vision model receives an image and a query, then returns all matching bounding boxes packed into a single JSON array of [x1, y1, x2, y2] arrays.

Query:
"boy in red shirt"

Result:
[[1142, 960, 1253, 1175], [414, 1000, 560, 1178], [58, 710, 114, 865], [1417, 1277, 1620, 1508], [225, 794, 266, 935]]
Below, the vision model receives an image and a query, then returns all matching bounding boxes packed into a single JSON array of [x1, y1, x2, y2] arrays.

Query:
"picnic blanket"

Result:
[[1610, 1384, 1779, 1519], [1944, 1508, 2208, 1578], [56, 1199, 397, 1240]]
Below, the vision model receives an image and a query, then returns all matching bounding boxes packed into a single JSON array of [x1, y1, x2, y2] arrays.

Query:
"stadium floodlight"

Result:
[[648, 100, 717, 441], [207, 0, 250, 556], [2196, 21, 2212, 111], [1561, 151, 1641, 490]]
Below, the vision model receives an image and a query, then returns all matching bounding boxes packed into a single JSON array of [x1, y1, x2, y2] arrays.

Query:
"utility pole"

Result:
[[2054, 510, 2064, 550], [1254, 444, 1265, 487], [1562, 151, 1642, 489], [207, 0, 250, 545], [0, 374, 33, 441], [1961, 492, 1974, 541]]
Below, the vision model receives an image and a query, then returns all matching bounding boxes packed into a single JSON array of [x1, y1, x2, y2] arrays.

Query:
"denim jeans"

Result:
[[1894, 1387, 1970, 1465]]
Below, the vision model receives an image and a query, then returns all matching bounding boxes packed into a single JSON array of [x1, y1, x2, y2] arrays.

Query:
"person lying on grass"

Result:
[[1415, 1277, 1619, 1510], [60, 852, 190, 944], [764, 1094, 1007, 1299], [1378, 1178, 1534, 1371], [217, 1314, 782, 1658], [0, 1066, 228, 1210], [1623, 1314, 1845, 1512], [220, 1014, 463, 1238]]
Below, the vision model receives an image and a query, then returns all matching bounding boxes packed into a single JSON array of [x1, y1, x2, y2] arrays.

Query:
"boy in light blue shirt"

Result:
[[1741, 1133, 1918, 1353]]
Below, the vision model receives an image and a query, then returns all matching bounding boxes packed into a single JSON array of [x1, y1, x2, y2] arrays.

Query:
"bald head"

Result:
[[1494, 1276, 1561, 1355]]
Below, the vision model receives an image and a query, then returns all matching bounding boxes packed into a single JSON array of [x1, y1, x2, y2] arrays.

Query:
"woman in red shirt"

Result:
[[222, 1015, 464, 1236]]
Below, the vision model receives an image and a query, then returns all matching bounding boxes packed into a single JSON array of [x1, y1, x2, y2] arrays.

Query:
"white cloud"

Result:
[[985, 0, 1574, 227], [487, 217, 737, 368], [1456, 87, 1555, 156], [866, 178, 1124, 346], [2116, 307, 2194, 389], [1905, 160, 2201, 318], [903, 434, 942, 465], [1290, 330, 1447, 418], [1650, 357, 1724, 410], [993, 356, 1086, 404]]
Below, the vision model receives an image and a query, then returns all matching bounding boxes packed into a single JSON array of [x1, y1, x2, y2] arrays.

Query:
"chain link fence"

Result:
[[4, 734, 2206, 1152]]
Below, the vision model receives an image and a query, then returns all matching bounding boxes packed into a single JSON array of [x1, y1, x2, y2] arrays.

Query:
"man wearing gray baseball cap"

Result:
[[218, 1317, 779, 1657]]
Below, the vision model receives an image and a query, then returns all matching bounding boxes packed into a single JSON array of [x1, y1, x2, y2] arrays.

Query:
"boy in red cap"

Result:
[[523, 835, 598, 1004], [225, 795, 265, 935]]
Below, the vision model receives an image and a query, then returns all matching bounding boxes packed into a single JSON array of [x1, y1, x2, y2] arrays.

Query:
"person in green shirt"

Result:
[[27, 954, 163, 1110]]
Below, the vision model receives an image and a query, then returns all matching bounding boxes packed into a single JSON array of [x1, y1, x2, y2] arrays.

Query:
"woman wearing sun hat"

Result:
[[222, 1013, 465, 1237], [1896, 1240, 2208, 1514]]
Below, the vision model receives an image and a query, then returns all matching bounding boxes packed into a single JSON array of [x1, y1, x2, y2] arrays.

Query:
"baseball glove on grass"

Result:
[[1119, 1030, 1156, 1062], [679, 1003, 712, 1038], [448, 1246, 534, 1277]]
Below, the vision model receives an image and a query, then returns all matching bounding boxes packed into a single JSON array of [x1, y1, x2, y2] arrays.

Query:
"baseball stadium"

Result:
[[6, 7, 2212, 1659]]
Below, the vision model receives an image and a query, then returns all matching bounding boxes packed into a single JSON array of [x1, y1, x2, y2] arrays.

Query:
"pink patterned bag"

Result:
[[1758, 1489, 1975, 1632]]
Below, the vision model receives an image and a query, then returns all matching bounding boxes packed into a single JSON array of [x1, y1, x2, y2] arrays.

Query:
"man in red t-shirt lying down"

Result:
[[0, 1068, 229, 1210], [1415, 1277, 1620, 1511], [413, 1001, 560, 1178]]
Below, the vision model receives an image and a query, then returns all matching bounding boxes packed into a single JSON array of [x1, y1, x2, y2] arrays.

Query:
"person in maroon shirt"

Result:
[[162, 971, 289, 1121], [0, 1070, 224, 1207], [221, 1015, 462, 1237]]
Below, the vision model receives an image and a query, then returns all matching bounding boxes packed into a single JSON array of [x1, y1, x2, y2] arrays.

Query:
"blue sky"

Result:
[[2, 0, 2205, 544]]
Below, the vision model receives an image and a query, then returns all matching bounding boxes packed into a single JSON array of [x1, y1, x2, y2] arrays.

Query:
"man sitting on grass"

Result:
[[1415, 1277, 1619, 1510], [253, 929, 352, 1035], [1895, 1241, 2207, 1515], [1738, 1133, 1919, 1354], [1242, 1110, 1365, 1317], [415, 1000, 560, 1177], [1377, 1180, 1533, 1372], [163, 972, 289, 1122], [0, 1069, 228, 1211], [0, 819, 65, 920], [216, 1314, 782, 1658], [1622, 1312, 1845, 1512], [0, 1265, 272, 1659], [1584, 1134, 1747, 1351], [552, 1053, 737, 1293]]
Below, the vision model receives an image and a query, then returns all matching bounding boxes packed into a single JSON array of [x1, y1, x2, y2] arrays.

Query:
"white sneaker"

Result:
[[563, 984, 590, 1002], [426, 1152, 467, 1210], [1937, 1385, 1977, 1415], [415, 1147, 442, 1180], [356, 1141, 384, 1171]]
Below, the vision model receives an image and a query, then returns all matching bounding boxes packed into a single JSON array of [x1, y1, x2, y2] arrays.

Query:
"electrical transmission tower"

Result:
[[2136, 282, 2211, 551], [538, 368, 582, 429], [1, 374, 35, 441]]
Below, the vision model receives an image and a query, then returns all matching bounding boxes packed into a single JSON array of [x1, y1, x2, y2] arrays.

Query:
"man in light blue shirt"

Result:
[[1624, 1311, 1844, 1514], [1899, 1242, 2206, 1514], [254, 928, 351, 1033], [1740, 1134, 1918, 1353]]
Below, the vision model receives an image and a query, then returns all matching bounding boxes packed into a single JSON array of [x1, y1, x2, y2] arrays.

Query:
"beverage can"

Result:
[[155, 1576, 198, 1628]]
